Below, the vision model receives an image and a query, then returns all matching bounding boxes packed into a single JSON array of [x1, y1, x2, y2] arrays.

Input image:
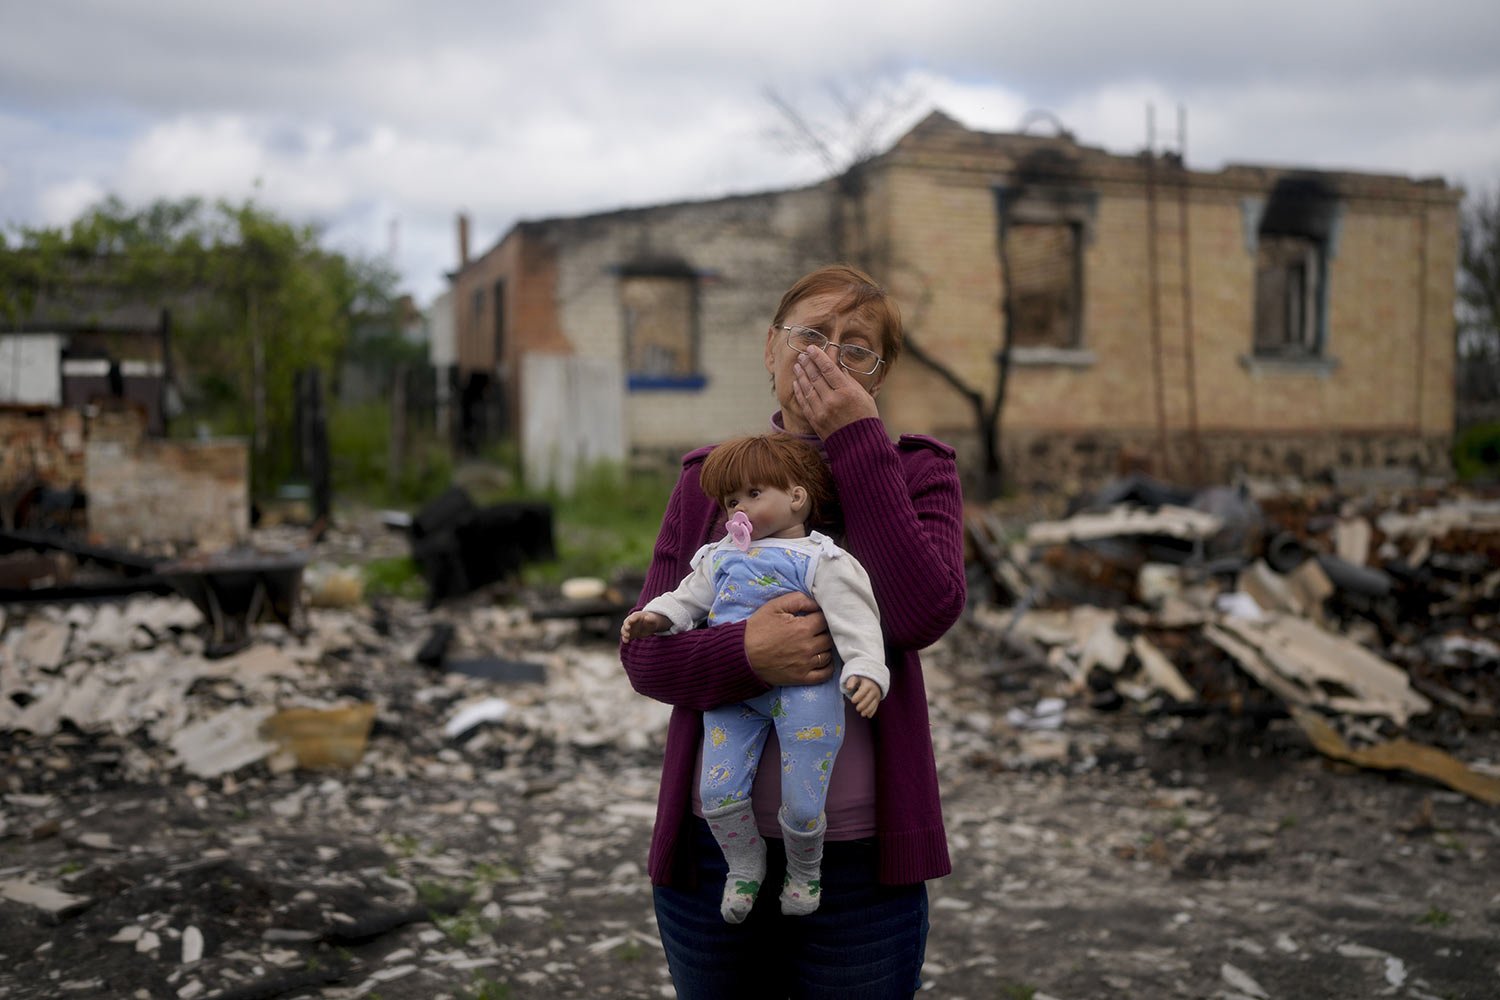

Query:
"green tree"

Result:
[[0, 196, 397, 494]]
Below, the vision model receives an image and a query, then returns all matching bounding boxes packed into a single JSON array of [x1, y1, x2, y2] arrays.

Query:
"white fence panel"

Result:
[[521, 354, 625, 495]]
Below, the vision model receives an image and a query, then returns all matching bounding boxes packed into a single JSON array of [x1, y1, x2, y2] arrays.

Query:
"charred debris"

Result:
[[966, 471, 1500, 804]]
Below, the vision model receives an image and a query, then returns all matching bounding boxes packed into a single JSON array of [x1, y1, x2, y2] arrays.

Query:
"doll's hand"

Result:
[[621, 610, 669, 643], [846, 676, 881, 718]]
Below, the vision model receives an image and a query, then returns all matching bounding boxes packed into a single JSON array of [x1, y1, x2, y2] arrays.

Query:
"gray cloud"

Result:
[[2, 1, 1497, 300]]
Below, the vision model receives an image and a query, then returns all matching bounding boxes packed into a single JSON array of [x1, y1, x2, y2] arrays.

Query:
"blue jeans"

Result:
[[653, 817, 929, 999]]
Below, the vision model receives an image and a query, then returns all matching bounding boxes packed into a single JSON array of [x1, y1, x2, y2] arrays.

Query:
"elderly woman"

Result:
[[619, 263, 966, 999]]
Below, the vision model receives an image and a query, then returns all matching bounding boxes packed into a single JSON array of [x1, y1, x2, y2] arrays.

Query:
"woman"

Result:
[[619, 263, 967, 998]]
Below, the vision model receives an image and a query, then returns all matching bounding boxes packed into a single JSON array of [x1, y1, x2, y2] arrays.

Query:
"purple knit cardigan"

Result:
[[619, 417, 967, 886]]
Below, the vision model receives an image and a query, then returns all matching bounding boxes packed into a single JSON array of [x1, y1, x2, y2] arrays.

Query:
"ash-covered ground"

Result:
[[3, 585, 1498, 1000]]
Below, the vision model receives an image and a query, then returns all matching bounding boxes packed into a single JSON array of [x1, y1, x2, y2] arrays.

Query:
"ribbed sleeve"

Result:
[[619, 463, 770, 712], [824, 418, 968, 650]]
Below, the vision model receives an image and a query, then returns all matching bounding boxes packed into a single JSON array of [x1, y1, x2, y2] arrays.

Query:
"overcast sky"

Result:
[[4, 1, 1498, 304]]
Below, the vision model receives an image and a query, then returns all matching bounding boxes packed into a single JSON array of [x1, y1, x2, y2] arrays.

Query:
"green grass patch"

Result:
[[523, 461, 676, 584], [328, 400, 454, 506], [413, 877, 453, 906], [443, 455, 677, 584], [361, 555, 426, 600], [1453, 422, 1500, 482], [462, 975, 512, 1000], [341, 445, 677, 587], [436, 911, 479, 946], [470, 861, 518, 887], [1417, 906, 1454, 927], [390, 833, 422, 859]]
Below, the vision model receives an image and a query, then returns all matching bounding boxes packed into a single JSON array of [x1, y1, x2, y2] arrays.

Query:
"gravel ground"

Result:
[[2, 592, 1498, 1000]]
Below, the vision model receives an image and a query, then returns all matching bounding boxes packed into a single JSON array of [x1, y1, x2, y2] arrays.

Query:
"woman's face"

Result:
[[764, 291, 889, 433]]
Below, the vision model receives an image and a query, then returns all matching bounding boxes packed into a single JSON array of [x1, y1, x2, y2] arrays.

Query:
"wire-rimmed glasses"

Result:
[[776, 324, 885, 376]]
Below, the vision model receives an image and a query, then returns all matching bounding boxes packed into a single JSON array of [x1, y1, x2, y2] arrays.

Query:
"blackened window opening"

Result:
[[1252, 178, 1340, 358], [621, 271, 698, 378], [1007, 220, 1084, 349]]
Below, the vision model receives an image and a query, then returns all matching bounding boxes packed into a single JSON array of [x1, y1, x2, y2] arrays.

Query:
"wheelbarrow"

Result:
[[157, 550, 308, 658]]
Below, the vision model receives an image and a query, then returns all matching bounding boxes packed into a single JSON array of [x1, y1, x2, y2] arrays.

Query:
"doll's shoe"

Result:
[[721, 877, 761, 924], [779, 873, 821, 916], [705, 799, 766, 924], [778, 809, 826, 916]]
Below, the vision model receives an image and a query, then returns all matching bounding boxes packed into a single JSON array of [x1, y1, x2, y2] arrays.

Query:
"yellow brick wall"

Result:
[[871, 155, 1460, 466], [881, 165, 1006, 434], [453, 117, 1460, 488], [1420, 207, 1459, 435]]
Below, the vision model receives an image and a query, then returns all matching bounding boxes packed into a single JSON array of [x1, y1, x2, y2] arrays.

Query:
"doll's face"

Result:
[[723, 483, 809, 539]]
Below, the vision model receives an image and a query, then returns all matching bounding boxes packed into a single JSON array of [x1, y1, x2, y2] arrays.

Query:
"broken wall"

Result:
[[85, 421, 250, 550], [451, 224, 572, 437], [873, 114, 1461, 490], [445, 111, 1460, 488], [458, 184, 843, 458], [0, 409, 87, 500], [990, 427, 1452, 496]]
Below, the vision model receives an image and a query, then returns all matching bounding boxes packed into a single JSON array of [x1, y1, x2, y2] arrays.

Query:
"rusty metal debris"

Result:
[[157, 550, 309, 658]]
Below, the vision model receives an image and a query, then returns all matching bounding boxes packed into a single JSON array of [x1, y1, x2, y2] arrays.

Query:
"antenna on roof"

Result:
[[1145, 103, 1187, 163], [1017, 110, 1074, 141]]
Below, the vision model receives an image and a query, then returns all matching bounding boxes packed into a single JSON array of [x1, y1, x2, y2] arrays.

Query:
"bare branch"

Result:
[[762, 87, 842, 176], [902, 336, 984, 407]]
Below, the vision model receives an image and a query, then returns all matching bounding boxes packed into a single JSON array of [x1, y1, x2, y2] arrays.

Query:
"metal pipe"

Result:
[[1144, 106, 1171, 479], [1176, 105, 1203, 485]]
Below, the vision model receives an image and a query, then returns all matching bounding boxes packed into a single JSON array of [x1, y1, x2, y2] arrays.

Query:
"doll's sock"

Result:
[[778, 809, 826, 917], [704, 799, 765, 924]]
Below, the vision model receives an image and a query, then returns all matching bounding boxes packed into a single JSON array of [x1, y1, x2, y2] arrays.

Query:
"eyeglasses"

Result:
[[776, 324, 886, 376]]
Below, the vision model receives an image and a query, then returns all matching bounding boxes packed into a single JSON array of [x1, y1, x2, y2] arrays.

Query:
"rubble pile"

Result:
[[0, 582, 675, 999], [1, 481, 1497, 998], [968, 476, 1500, 803]]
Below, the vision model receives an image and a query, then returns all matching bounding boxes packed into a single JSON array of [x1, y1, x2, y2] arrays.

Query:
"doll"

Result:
[[621, 433, 887, 923]]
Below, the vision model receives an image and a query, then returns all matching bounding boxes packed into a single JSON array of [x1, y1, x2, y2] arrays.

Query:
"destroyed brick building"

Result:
[[446, 110, 1461, 490], [1, 302, 249, 553]]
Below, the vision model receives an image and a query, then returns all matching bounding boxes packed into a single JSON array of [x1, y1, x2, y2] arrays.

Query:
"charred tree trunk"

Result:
[[902, 337, 1007, 499]]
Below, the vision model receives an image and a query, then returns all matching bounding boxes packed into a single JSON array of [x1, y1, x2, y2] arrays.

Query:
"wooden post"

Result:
[[389, 363, 409, 497]]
